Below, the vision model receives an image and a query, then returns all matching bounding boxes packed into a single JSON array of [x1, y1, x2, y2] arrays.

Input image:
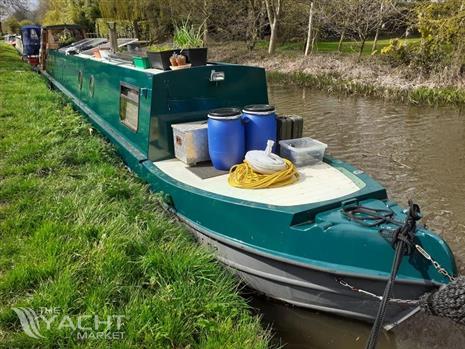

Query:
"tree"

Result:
[[19, 19, 33, 27], [304, 1, 314, 56], [3, 16, 19, 33], [0, 0, 27, 18], [319, 0, 398, 58], [264, 0, 283, 54], [0, 0, 27, 33], [371, 1, 385, 52], [415, 0, 465, 77], [38, 0, 100, 31], [34, 0, 50, 23], [315, 0, 349, 52], [245, 0, 264, 51]]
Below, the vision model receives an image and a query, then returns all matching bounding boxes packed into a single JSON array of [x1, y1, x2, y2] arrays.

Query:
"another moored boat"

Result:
[[16, 25, 41, 66], [39, 31, 457, 329]]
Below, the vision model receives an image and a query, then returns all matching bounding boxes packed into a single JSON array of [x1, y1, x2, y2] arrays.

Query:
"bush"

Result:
[[414, 0, 465, 76], [381, 1, 465, 78], [3, 16, 20, 34], [381, 38, 415, 66]]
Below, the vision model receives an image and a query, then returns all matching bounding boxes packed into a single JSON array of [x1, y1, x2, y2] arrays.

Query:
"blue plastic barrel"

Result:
[[208, 108, 245, 171], [242, 104, 277, 152]]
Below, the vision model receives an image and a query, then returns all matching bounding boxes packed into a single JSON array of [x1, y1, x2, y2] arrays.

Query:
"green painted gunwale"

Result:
[[41, 50, 458, 287]]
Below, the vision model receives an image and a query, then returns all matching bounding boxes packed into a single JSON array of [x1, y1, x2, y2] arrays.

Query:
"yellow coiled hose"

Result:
[[228, 159, 299, 189]]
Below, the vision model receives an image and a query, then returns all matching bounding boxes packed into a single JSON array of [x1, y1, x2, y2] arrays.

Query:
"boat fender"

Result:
[[419, 275, 465, 325]]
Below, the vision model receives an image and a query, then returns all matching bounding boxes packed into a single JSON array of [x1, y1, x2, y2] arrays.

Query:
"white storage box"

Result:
[[172, 121, 210, 165], [279, 137, 327, 166]]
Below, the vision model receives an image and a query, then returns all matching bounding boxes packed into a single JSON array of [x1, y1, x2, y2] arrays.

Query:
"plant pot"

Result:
[[93, 48, 101, 59], [147, 49, 180, 71], [185, 47, 208, 67]]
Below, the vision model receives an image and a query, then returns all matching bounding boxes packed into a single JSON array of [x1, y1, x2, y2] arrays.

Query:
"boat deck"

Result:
[[154, 159, 363, 207]]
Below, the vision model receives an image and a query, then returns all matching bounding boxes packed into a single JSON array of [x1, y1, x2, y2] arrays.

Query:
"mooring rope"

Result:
[[228, 159, 299, 189], [365, 201, 421, 349], [341, 200, 465, 348]]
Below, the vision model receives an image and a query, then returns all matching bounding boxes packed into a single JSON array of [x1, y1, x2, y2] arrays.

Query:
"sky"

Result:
[[29, 0, 39, 10]]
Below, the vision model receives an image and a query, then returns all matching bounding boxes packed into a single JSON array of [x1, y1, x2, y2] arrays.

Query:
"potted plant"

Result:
[[173, 21, 207, 67], [147, 43, 180, 71], [168, 52, 190, 70]]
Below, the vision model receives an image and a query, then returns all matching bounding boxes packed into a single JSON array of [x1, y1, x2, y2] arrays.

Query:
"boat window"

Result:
[[119, 83, 139, 132], [88, 75, 95, 97], [30, 29, 39, 41], [78, 71, 83, 90]]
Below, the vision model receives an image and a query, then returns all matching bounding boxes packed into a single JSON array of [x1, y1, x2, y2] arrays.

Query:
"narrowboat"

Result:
[[16, 25, 41, 66], [38, 30, 457, 329]]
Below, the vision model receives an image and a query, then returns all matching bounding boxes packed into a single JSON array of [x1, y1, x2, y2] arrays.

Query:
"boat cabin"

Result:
[[42, 39, 269, 161], [42, 36, 376, 210], [39, 24, 85, 70], [4, 34, 16, 46]]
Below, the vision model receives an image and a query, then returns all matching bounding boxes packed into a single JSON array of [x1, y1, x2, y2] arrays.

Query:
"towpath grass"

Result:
[[0, 44, 269, 348]]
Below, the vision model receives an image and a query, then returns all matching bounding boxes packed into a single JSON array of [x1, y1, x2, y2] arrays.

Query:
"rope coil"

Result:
[[228, 159, 299, 189], [228, 140, 300, 189]]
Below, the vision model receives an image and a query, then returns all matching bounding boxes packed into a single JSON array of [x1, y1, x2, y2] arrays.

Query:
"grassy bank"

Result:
[[210, 41, 465, 106], [267, 71, 465, 106], [0, 44, 269, 348]]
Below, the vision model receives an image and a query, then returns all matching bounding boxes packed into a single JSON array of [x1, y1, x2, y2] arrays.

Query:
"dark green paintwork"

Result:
[[43, 50, 457, 286], [47, 51, 153, 156], [47, 50, 268, 162], [148, 64, 268, 161]]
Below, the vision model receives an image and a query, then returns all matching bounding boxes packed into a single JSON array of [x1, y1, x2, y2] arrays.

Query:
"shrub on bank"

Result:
[[381, 1, 465, 80]]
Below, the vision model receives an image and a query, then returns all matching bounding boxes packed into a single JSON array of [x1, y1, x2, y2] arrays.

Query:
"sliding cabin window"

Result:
[[88, 75, 95, 97], [119, 83, 139, 132], [77, 70, 83, 91]]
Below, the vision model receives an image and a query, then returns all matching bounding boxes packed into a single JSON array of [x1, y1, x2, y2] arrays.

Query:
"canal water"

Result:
[[250, 85, 465, 348]]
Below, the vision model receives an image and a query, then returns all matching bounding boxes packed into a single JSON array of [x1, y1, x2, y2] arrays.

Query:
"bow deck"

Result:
[[154, 159, 362, 206]]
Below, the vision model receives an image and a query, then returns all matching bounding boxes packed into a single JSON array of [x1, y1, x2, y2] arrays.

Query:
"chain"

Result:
[[336, 244, 456, 305], [414, 244, 456, 283], [336, 278, 419, 305]]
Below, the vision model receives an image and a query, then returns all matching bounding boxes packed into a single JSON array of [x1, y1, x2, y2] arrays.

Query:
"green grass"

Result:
[[256, 37, 420, 56], [0, 44, 270, 348]]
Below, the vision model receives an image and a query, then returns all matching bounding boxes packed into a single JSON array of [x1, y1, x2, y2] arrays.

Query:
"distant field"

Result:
[[256, 37, 420, 55]]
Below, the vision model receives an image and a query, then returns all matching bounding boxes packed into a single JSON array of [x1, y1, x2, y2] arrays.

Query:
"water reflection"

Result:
[[251, 85, 465, 348], [250, 295, 394, 349]]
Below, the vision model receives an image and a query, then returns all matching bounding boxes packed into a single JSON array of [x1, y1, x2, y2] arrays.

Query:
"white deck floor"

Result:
[[154, 159, 362, 207]]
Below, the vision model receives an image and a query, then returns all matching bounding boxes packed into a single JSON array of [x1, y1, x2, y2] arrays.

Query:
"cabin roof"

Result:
[[74, 52, 223, 75]]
